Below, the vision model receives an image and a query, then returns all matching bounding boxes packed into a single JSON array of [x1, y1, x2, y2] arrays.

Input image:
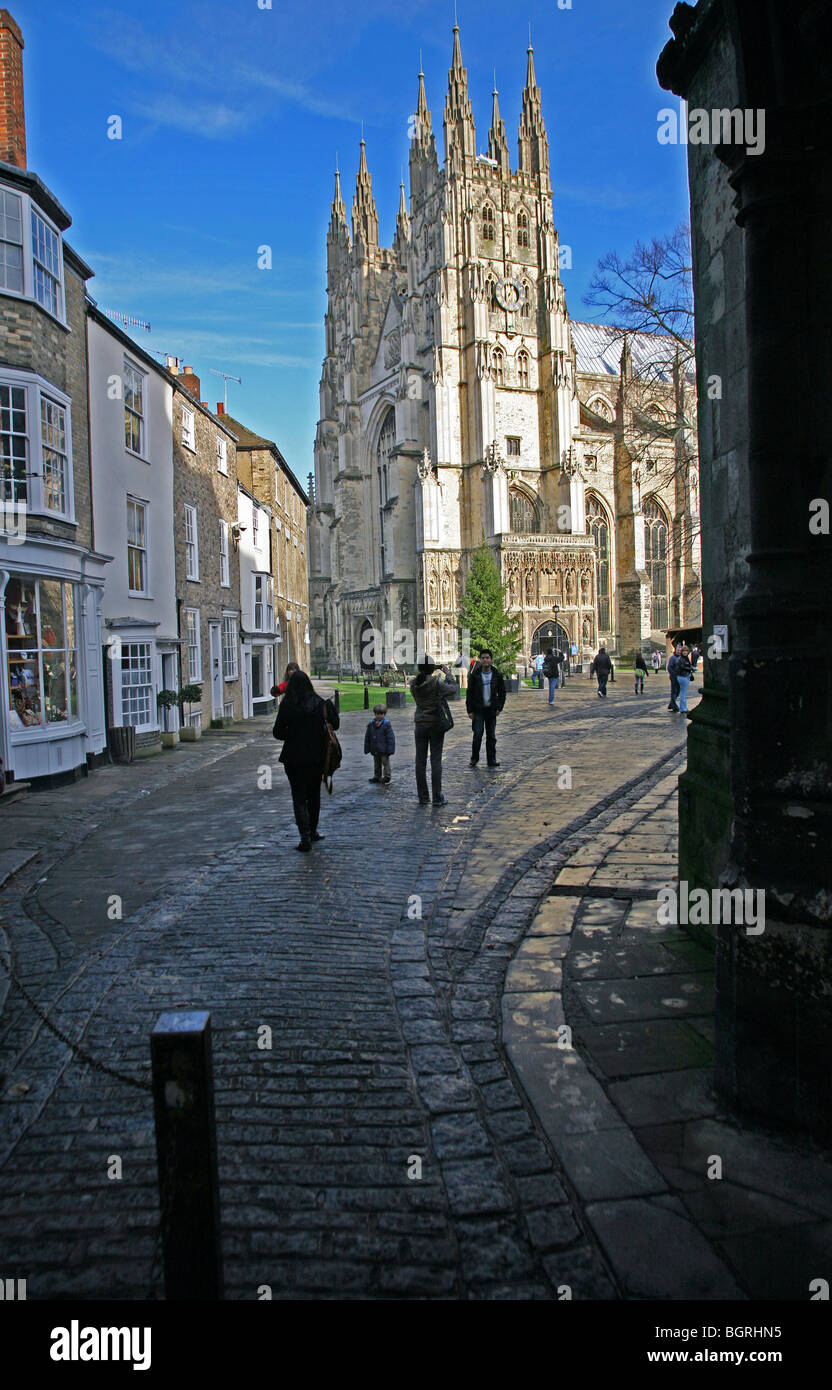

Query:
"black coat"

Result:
[[466, 667, 506, 715], [591, 651, 612, 677], [274, 695, 339, 767]]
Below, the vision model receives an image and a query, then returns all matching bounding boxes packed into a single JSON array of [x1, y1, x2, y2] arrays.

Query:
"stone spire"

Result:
[[517, 41, 550, 181], [330, 163, 346, 232], [395, 179, 411, 256], [488, 73, 510, 177], [327, 161, 350, 266], [410, 59, 439, 205], [620, 333, 633, 382], [351, 137, 379, 251], [444, 25, 476, 172]]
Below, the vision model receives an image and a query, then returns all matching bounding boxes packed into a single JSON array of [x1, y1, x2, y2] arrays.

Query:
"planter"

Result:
[[506, 675, 520, 694], [108, 725, 136, 764], [160, 730, 179, 749], [385, 690, 406, 709], [180, 726, 201, 741]]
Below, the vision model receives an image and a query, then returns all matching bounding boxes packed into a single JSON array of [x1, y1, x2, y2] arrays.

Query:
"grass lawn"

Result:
[[317, 678, 415, 713]]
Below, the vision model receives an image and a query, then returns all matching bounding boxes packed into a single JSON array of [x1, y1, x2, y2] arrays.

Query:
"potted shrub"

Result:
[[157, 689, 180, 748], [178, 683, 203, 740]]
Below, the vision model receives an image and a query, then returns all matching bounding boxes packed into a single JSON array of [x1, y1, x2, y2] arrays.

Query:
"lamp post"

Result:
[[552, 603, 564, 680]]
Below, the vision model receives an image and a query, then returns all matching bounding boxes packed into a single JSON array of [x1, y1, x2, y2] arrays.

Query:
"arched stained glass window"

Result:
[[482, 203, 495, 242], [643, 497, 669, 630], [586, 495, 611, 632], [509, 490, 539, 534]]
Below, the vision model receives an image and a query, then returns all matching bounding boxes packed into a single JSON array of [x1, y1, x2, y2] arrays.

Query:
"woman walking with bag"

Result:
[[409, 656, 457, 807], [273, 670, 339, 852]]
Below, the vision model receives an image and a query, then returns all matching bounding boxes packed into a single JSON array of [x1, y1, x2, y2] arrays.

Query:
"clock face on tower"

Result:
[[494, 277, 523, 311]]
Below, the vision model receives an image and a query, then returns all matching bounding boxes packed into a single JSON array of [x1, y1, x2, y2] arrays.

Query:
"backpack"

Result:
[[542, 654, 557, 677], [676, 654, 692, 678], [322, 710, 342, 794]]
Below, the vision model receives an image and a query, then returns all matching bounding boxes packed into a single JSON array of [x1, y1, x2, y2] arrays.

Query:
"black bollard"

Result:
[[151, 1011, 223, 1300], [363, 684, 369, 709], [334, 689, 341, 715]]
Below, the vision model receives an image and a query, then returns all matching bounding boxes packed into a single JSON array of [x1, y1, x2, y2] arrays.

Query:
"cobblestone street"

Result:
[[1, 678, 830, 1300]]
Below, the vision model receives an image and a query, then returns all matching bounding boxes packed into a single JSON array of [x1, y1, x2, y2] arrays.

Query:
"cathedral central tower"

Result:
[[307, 27, 700, 671]]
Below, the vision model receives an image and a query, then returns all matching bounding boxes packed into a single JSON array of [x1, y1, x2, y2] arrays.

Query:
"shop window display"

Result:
[[5, 576, 77, 729]]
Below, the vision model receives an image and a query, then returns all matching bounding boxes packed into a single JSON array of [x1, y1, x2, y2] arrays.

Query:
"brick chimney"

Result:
[[216, 402, 225, 415], [180, 365, 201, 399], [0, 11, 25, 169]]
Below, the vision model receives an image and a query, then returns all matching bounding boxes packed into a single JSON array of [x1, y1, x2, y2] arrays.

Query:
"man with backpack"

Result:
[[542, 646, 562, 705]]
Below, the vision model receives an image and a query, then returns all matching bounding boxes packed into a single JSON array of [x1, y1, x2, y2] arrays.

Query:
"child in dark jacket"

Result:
[[364, 705, 395, 783]]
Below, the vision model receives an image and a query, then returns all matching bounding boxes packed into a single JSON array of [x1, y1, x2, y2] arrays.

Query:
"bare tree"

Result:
[[582, 221, 700, 569], [584, 222, 693, 363]]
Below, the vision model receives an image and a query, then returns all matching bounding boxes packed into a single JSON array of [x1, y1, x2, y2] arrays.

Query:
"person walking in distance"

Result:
[[651, 649, 662, 674], [274, 670, 339, 852], [590, 644, 612, 698], [666, 645, 681, 712], [676, 644, 693, 713], [365, 703, 395, 783], [467, 648, 507, 765], [634, 650, 648, 695], [410, 656, 458, 806], [270, 661, 299, 699], [542, 646, 560, 706], [534, 650, 545, 688]]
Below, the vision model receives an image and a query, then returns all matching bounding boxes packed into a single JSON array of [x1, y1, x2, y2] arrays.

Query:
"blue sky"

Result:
[[15, 0, 688, 481]]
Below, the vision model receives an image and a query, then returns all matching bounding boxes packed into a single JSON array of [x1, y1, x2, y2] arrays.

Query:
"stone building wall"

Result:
[[172, 383, 241, 725]]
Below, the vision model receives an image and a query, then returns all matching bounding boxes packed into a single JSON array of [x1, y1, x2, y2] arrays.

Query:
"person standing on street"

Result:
[[534, 650, 545, 688], [651, 649, 662, 674], [467, 648, 506, 766], [676, 645, 693, 713], [590, 645, 612, 698], [410, 656, 458, 806], [274, 670, 339, 852], [666, 646, 681, 712], [542, 646, 561, 705], [634, 650, 648, 695], [365, 703, 395, 783]]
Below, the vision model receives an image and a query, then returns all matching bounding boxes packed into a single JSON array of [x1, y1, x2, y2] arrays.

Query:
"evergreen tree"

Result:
[[457, 543, 523, 673]]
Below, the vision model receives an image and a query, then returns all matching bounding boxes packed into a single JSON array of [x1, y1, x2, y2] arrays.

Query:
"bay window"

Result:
[[5, 575, 78, 729], [0, 371, 73, 519], [0, 183, 65, 321]]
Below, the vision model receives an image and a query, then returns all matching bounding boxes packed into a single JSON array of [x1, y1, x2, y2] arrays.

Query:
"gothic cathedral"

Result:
[[307, 26, 701, 670]]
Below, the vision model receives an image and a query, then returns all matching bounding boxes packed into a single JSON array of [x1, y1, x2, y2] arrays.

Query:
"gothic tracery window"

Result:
[[509, 489, 539, 534], [376, 409, 396, 576], [586, 495, 611, 632], [517, 211, 529, 247], [492, 348, 504, 387], [520, 280, 532, 319], [482, 203, 495, 242], [517, 350, 530, 389], [643, 496, 669, 630]]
